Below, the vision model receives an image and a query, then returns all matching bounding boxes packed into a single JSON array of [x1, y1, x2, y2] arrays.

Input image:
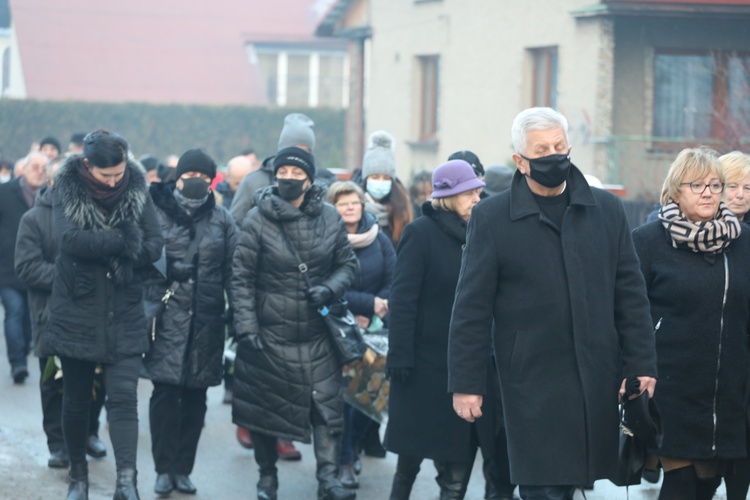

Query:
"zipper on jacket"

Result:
[[654, 317, 662, 333], [712, 254, 730, 453]]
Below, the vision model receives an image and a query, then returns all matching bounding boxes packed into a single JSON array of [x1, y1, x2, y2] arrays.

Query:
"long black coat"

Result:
[[633, 220, 750, 459], [344, 211, 396, 318], [14, 186, 56, 354], [142, 183, 237, 388], [448, 167, 657, 486], [39, 157, 163, 364], [0, 177, 33, 290], [231, 185, 357, 442], [384, 203, 485, 463]]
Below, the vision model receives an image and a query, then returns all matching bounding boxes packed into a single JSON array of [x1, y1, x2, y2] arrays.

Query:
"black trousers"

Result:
[[60, 356, 140, 469], [518, 485, 576, 500], [149, 382, 208, 475]]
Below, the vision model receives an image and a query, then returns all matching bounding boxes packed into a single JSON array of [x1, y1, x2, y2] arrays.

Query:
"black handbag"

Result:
[[277, 221, 366, 366]]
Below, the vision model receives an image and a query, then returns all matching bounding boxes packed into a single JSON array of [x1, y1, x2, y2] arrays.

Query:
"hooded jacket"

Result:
[[39, 156, 163, 363], [231, 184, 357, 442]]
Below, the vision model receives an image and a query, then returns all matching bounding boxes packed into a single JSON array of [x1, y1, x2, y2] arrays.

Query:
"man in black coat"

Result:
[[448, 107, 657, 500], [0, 152, 47, 383]]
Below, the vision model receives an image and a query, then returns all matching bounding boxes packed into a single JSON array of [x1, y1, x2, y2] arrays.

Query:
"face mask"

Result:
[[366, 179, 393, 200], [520, 152, 572, 188], [179, 177, 210, 199], [277, 178, 307, 200], [0, 174, 10, 183]]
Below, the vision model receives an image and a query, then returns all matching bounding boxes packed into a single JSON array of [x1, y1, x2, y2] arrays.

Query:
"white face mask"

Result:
[[0, 174, 10, 184], [366, 179, 393, 200]]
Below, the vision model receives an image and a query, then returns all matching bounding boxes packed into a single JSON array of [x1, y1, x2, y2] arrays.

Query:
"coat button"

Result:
[[107, 312, 114, 320], [106, 272, 112, 279], [188, 278, 194, 284], [188, 308, 193, 316], [312, 390, 317, 395]]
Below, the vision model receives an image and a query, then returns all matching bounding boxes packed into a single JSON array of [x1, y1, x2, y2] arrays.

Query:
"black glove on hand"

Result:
[[386, 367, 412, 383], [118, 221, 143, 261], [239, 333, 263, 351], [306, 285, 333, 307], [168, 259, 194, 283]]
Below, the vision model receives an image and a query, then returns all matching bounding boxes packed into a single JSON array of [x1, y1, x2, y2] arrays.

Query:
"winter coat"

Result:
[[344, 211, 396, 318], [14, 187, 56, 354], [384, 203, 486, 463], [228, 156, 274, 224], [39, 157, 163, 364], [447, 167, 657, 486], [632, 220, 750, 459], [0, 177, 33, 290], [231, 184, 357, 442], [142, 183, 237, 388]]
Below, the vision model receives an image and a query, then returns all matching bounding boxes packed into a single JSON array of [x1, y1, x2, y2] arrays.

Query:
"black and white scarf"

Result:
[[658, 201, 741, 254]]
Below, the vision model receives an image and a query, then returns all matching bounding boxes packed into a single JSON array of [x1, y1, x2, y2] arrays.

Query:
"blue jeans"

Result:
[[0, 287, 31, 368]]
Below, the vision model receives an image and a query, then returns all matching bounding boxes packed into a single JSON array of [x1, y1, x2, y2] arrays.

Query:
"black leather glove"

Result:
[[386, 367, 412, 383], [306, 285, 333, 307], [168, 259, 194, 283], [239, 333, 263, 351]]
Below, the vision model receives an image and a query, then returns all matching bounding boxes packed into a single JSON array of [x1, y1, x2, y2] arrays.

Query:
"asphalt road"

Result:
[[0, 308, 728, 499]]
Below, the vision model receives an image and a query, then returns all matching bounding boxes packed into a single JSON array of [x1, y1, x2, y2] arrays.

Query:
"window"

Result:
[[257, 52, 278, 104], [531, 47, 558, 109], [418, 55, 440, 142], [318, 54, 345, 108], [653, 50, 750, 146]]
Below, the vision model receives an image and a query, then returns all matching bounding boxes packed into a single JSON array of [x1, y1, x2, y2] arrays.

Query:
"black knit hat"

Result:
[[273, 146, 315, 180], [175, 149, 217, 180], [40, 136, 61, 153], [448, 150, 484, 178]]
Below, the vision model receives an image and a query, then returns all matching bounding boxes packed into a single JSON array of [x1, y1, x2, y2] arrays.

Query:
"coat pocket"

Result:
[[73, 272, 96, 299]]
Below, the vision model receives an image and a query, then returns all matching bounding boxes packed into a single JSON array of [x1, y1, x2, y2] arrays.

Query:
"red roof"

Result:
[[9, 0, 329, 105]]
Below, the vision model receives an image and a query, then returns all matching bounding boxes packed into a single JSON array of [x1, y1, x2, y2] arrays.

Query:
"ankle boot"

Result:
[[257, 474, 278, 500], [67, 462, 89, 500], [389, 455, 421, 500], [313, 426, 356, 500], [435, 461, 472, 500], [113, 468, 140, 500]]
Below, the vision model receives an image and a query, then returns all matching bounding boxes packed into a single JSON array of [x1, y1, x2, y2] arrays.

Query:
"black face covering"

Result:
[[179, 177, 210, 199], [520, 152, 572, 188], [277, 178, 307, 200]]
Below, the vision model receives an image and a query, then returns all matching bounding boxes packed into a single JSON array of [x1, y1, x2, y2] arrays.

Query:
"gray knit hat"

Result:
[[277, 113, 316, 151], [361, 130, 396, 179]]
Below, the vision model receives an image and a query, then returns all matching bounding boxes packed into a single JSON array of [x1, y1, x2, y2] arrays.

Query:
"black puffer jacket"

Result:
[[39, 157, 163, 363], [142, 183, 237, 388], [14, 186, 56, 354], [231, 184, 357, 442]]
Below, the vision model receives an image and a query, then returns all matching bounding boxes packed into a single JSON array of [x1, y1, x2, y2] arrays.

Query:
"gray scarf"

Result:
[[173, 187, 208, 215]]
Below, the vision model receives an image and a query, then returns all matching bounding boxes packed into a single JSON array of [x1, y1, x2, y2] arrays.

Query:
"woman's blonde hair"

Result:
[[326, 180, 365, 205], [718, 151, 750, 186], [431, 195, 459, 213], [660, 147, 722, 206]]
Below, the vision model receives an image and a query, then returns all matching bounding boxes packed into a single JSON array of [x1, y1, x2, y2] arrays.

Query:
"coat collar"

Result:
[[509, 164, 596, 221]]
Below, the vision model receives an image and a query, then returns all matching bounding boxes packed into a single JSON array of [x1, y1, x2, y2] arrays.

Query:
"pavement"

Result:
[[0, 306, 729, 499]]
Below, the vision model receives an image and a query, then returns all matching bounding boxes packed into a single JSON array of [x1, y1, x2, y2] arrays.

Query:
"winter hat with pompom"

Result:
[[361, 130, 397, 179]]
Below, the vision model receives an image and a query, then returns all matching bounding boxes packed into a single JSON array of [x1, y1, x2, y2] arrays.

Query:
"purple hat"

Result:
[[431, 160, 485, 198]]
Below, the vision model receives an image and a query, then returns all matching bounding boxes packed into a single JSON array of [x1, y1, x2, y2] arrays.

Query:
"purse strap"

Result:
[[277, 221, 314, 289], [162, 216, 209, 302]]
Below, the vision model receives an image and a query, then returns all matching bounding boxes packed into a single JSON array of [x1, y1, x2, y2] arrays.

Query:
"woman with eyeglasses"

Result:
[[632, 147, 750, 500]]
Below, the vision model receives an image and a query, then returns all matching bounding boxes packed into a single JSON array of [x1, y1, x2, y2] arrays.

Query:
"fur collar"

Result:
[[55, 155, 148, 230], [150, 181, 217, 238]]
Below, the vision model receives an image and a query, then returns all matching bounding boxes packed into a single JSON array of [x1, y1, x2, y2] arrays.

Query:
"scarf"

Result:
[[173, 187, 208, 216], [658, 201, 741, 254], [77, 162, 130, 215], [348, 221, 379, 249], [18, 176, 39, 208]]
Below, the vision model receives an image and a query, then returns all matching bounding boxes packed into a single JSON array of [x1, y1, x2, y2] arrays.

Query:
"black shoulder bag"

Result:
[[277, 221, 366, 366], [145, 218, 209, 343]]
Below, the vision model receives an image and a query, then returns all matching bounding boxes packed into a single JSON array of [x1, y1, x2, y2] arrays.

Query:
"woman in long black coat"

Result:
[[142, 149, 237, 496], [384, 160, 485, 499], [39, 130, 163, 500], [231, 147, 357, 500], [633, 147, 750, 500]]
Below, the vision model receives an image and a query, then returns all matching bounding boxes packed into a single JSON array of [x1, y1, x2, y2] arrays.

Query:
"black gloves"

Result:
[[168, 259, 194, 282], [386, 367, 412, 383], [306, 285, 333, 307], [239, 333, 263, 351], [118, 221, 143, 261]]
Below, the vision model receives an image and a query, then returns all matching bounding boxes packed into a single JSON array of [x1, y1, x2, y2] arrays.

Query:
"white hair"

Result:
[[511, 107, 570, 154]]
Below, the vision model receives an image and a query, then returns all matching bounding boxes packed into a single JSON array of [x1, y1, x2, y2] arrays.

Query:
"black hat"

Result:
[[139, 154, 161, 172], [483, 165, 514, 196], [70, 133, 86, 145], [175, 149, 217, 180], [40, 136, 61, 152], [273, 147, 315, 180], [448, 150, 484, 178]]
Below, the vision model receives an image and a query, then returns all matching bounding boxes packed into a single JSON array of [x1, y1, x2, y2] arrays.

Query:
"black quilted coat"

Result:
[[142, 182, 237, 388], [231, 185, 357, 442], [40, 156, 163, 364]]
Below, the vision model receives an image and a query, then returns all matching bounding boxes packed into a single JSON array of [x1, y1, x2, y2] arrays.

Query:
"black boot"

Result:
[[250, 431, 279, 500], [313, 426, 356, 500], [113, 468, 140, 500], [67, 462, 88, 500], [435, 461, 472, 500], [389, 455, 422, 500]]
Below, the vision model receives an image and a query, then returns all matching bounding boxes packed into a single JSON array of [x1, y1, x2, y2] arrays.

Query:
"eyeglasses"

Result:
[[679, 182, 724, 194], [335, 201, 361, 208]]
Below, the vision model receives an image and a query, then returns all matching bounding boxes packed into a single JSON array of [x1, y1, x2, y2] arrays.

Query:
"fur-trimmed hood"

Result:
[[54, 155, 148, 231]]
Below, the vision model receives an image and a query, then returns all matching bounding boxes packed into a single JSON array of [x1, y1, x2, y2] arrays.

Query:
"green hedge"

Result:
[[0, 100, 345, 169]]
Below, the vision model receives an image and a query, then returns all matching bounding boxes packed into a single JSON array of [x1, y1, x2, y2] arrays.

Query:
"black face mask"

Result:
[[520, 152, 572, 188], [179, 178, 210, 199], [277, 178, 308, 201]]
